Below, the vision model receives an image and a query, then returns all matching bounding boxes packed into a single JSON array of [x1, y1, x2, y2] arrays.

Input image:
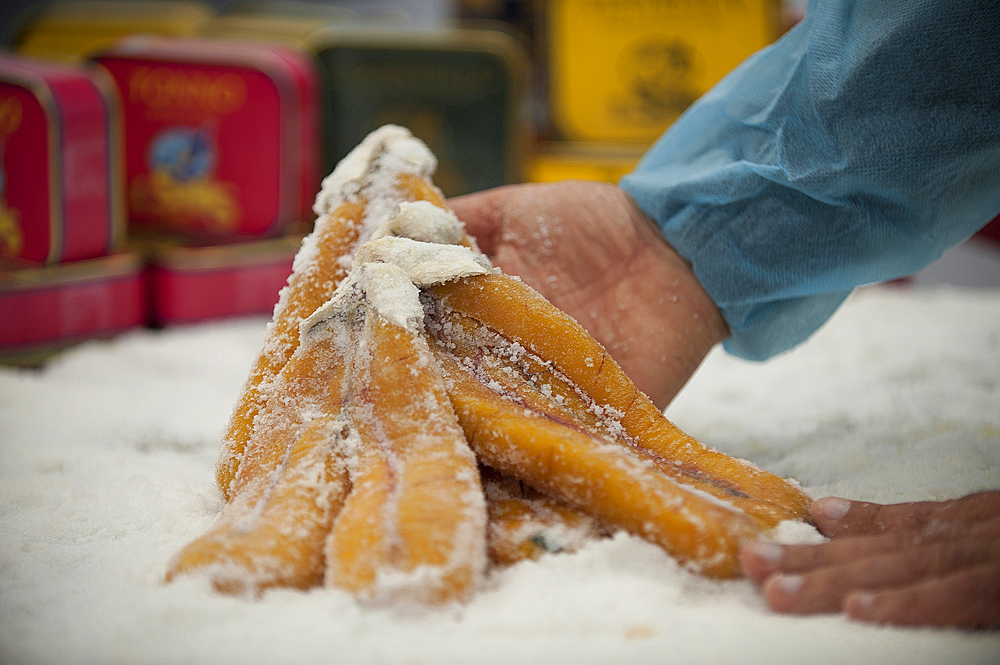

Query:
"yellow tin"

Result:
[[198, 1, 353, 47], [12, 0, 214, 63], [546, 0, 780, 143], [527, 141, 647, 185]]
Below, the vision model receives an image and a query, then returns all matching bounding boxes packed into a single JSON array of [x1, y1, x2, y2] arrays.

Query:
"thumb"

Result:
[[448, 187, 510, 256], [810, 493, 1000, 538]]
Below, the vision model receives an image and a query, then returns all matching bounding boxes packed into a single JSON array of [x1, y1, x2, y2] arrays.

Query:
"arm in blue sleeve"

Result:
[[618, 0, 1000, 361]]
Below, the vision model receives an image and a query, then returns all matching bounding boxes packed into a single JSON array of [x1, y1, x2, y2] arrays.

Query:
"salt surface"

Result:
[[2, 285, 999, 664]]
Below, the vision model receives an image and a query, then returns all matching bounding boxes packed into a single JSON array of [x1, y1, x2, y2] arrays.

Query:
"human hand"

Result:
[[741, 492, 1000, 628], [449, 180, 728, 409]]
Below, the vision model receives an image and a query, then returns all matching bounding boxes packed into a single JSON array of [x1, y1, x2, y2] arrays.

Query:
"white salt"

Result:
[[1, 285, 999, 664]]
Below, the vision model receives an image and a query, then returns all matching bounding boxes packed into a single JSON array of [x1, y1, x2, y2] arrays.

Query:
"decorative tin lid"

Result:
[[95, 36, 320, 238]]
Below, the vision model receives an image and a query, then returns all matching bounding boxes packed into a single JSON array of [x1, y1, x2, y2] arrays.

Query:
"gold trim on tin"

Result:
[[137, 233, 304, 272], [86, 64, 128, 253], [0, 250, 143, 290]]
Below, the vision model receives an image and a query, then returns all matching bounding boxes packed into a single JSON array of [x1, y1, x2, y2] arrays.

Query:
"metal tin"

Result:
[[94, 36, 321, 239], [0, 251, 146, 365], [198, 1, 353, 47], [198, 15, 332, 48], [546, 0, 780, 143], [527, 141, 646, 185], [140, 233, 303, 326], [0, 54, 125, 265], [11, 0, 214, 63], [310, 27, 529, 197]]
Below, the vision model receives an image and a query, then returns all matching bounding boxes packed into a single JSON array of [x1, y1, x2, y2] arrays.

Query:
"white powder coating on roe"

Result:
[[358, 263, 425, 333], [312, 125, 436, 219], [298, 271, 361, 340], [298, 262, 425, 338], [301, 196, 491, 341], [292, 126, 438, 281], [356, 237, 490, 287], [274, 125, 440, 367], [369, 464, 488, 607], [370, 200, 466, 246], [300, 234, 486, 340]]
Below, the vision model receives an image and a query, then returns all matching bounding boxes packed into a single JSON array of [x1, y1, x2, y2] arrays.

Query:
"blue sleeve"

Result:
[[618, 0, 1000, 361]]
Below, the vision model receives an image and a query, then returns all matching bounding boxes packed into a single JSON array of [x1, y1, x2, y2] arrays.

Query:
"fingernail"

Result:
[[845, 591, 877, 617], [816, 497, 851, 521], [774, 574, 803, 595], [851, 591, 876, 608], [746, 541, 784, 565]]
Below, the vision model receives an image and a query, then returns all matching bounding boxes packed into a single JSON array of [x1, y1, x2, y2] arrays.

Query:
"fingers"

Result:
[[742, 532, 914, 582], [754, 535, 1000, 614], [744, 518, 1000, 585], [844, 564, 1000, 628], [811, 497, 938, 537], [811, 491, 1000, 537], [742, 492, 1000, 628]]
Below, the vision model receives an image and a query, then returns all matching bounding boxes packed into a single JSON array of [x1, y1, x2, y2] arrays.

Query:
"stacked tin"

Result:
[[1, 1, 218, 363], [206, 2, 530, 198], [1, 0, 533, 363], [95, 36, 320, 238], [106, 7, 528, 320], [0, 54, 144, 364], [529, 0, 782, 183], [93, 35, 321, 326]]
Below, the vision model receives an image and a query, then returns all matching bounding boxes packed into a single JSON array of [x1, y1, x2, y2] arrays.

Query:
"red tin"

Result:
[[0, 54, 125, 265], [94, 36, 321, 239], [0, 252, 146, 364], [141, 233, 302, 326]]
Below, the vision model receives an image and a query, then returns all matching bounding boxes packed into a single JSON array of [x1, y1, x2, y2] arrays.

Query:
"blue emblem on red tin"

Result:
[[149, 124, 217, 182]]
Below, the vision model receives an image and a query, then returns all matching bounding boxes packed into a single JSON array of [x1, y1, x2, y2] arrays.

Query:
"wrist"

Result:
[[637, 209, 729, 406], [580, 187, 727, 409]]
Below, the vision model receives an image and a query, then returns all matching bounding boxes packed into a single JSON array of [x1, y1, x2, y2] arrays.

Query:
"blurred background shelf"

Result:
[[1, 0, 995, 366]]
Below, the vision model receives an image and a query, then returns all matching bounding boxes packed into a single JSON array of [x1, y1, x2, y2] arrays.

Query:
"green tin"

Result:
[[310, 28, 529, 197]]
